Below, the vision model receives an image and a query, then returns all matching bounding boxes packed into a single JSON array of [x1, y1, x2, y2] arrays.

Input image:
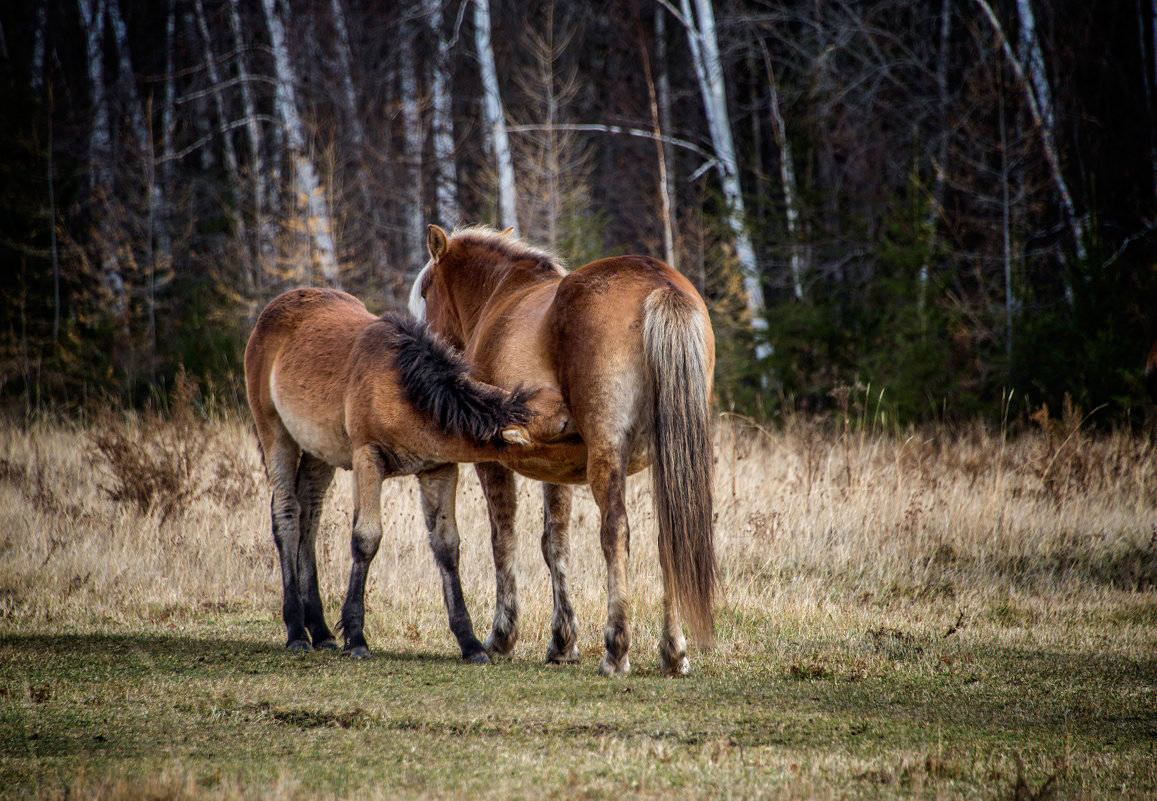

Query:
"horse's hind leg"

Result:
[[475, 463, 520, 657], [265, 439, 311, 650], [587, 450, 632, 676], [542, 483, 579, 664], [295, 452, 337, 650], [418, 465, 489, 664]]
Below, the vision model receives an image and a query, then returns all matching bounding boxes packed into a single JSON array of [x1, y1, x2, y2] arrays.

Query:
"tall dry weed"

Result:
[[88, 369, 258, 520]]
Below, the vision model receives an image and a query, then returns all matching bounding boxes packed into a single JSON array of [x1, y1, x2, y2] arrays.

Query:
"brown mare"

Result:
[[245, 288, 573, 661], [410, 225, 716, 676]]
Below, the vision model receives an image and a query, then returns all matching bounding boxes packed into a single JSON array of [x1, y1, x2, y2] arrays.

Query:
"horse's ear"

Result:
[[500, 226, 515, 237], [427, 225, 449, 261]]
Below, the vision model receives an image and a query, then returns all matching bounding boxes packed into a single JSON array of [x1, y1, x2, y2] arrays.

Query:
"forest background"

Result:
[[2, 0, 1156, 425]]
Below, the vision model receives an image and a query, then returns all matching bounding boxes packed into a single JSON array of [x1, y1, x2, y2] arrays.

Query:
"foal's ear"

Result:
[[427, 225, 449, 260]]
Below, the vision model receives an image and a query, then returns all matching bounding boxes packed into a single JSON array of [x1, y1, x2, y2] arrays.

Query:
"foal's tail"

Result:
[[643, 288, 716, 645]]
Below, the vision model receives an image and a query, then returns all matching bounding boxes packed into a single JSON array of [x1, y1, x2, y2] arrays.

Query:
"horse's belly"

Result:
[[505, 457, 588, 485], [502, 437, 652, 485]]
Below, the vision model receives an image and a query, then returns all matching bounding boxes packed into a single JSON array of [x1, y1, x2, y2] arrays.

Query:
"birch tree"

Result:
[[31, 1, 47, 93], [77, 0, 127, 318], [329, 0, 390, 275], [228, 0, 270, 294], [261, 0, 341, 288], [655, 6, 678, 269], [425, 0, 459, 227], [475, 0, 519, 233], [191, 0, 242, 201], [400, 26, 426, 267], [919, 0, 953, 316], [973, 0, 1086, 264], [669, 0, 767, 351], [757, 39, 803, 301]]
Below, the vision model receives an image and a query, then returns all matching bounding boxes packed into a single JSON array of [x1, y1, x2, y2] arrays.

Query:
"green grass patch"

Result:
[[1, 608, 1154, 800]]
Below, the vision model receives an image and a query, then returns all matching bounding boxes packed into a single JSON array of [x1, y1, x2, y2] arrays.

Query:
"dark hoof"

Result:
[[464, 651, 492, 665], [286, 639, 312, 652], [343, 645, 371, 659], [314, 639, 340, 651]]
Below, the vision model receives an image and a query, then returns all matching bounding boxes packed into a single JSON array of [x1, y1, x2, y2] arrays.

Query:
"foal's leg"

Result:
[[475, 463, 520, 657], [266, 439, 310, 650], [542, 483, 580, 664], [295, 452, 337, 650], [340, 447, 384, 658], [587, 449, 632, 676], [418, 465, 490, 664]]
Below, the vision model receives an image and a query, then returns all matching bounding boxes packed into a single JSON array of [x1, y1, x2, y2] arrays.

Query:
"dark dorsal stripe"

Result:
[[382, 312, 533, 444]]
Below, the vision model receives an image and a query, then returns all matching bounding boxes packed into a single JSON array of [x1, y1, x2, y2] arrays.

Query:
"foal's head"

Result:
[[410, 224, 565, 345]]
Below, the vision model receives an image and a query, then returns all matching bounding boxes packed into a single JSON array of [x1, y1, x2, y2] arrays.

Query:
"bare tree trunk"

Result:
[[330, 0, 390, 283], [227, 0, 270, 294], [151, 0, 179, 380], [475, 0, 519, 233], [191, 0, 243, 212], [638, 4, 676, 268], [47, 92, 60, 346], [400, 26, 426, 267], [32, 1, 47, 93], [673, 0, 767, 352], [758, 40, 803, 301], [107, 0, 150, 159], [656, 6, 678, 269], [1000, 81, 1014, 367], [920, 0, 952, 317], [973, 0, 1085, 265], [424, 0, 459, 227], [77, 0, 127, 319], [262, 0, 341, 288]]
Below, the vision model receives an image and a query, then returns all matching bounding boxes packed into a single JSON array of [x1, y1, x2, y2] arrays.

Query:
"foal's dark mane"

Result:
[[382, 312, 534, 445], [452, 225, 568, 277]]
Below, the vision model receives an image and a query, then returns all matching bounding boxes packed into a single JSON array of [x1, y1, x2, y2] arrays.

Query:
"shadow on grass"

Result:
[[0, 631, 474, 675]]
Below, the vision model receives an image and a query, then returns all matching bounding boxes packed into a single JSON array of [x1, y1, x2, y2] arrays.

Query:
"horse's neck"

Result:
[[454, 258, 556, 339]]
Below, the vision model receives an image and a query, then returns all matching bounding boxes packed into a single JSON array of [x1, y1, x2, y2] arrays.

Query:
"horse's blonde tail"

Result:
[[643, 288, 715, 645]]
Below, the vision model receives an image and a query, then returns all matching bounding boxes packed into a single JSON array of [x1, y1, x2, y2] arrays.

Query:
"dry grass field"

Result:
[[1, 398, 1155, 799]]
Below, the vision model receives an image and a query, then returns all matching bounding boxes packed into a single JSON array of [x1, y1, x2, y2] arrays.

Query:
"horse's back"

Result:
[[246, 288, 374, 469], [551, 254, 707, 362]]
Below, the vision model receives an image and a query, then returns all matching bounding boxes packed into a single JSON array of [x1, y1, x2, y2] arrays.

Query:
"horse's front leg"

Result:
[[588, 451, 631, 676], [475, 462, 520, 657], [295, 453, 338, 650], [542, 482, 580, 663], [417, 464, 489, 664], [340, 447, 384, 658]]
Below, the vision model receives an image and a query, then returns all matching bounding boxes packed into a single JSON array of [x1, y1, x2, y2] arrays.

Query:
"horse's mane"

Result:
[[382, 312, 534, 445], [451, 225, 568, 276]]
